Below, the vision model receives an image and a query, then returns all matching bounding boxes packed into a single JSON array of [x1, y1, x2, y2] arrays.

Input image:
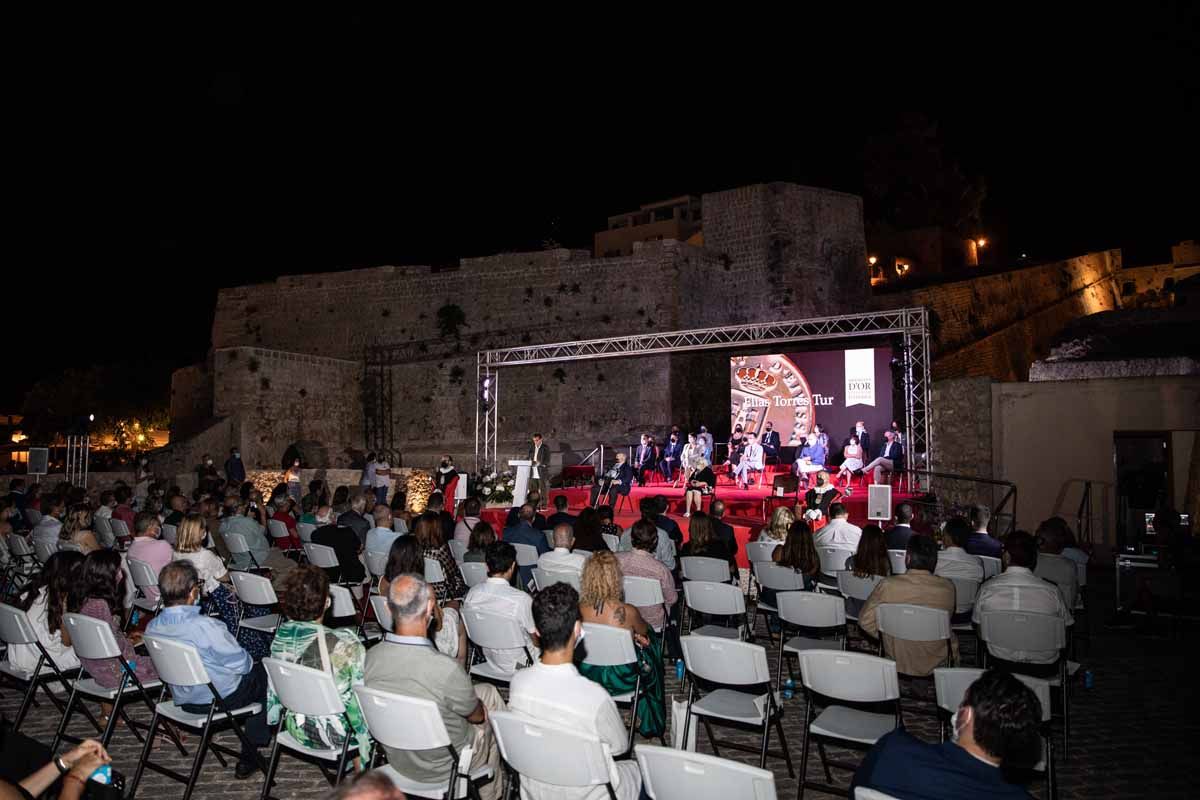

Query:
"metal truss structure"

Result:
[[475, 307, 932, 476]]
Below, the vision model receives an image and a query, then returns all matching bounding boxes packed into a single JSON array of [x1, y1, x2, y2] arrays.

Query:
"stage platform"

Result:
[[478, 477, 918, 568]]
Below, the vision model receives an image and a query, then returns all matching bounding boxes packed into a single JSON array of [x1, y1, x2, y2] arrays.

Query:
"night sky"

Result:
[[7, 7, 1197, 409]]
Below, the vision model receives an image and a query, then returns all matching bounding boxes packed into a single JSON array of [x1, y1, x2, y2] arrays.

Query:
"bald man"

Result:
[[537, 523, 587, 576]]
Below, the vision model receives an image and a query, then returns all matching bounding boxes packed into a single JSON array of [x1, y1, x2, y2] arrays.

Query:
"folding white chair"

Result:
[[684, 580, 751, 640], [979, 610, 1070, 755], [93, 516, 115, 548], [875, 603, 953, 674], [229, 571, 281, 635], [53, 613, 171, 752], [511, 543, 540, 568], [59, 541, 84, 554], [161, 523, 178, 546], [681, 556, 733, 583], [543, 529, 556, 550], [886, 550, 907, 575], [425, 556, 447, 584], [980, 556, 1002, 579], [223, 532, 261, 570], [0, 602, 86, 732], [129, 635, 267, 800], [34, 539, 58, 564], [947, 577, 981, 661], [126, 557, 163, 630], [636, 744, 777, 800], [459, 561, 488, 588], [267, 519, 299, 556], [1, 535, 38, 598], [354, 685, 494, 799], [678, 635, 793, 775], [296, 522, 317, 543], [777, 592, 847, 693], [752, 562, 805, 636], [367, 594, 393, 639], [746, 540, 780, 599], [816, 546, 855, 579], [490, 711, 623, 800], [261, 658, 357, 796], [796, 650, 900, 798], [934, 668, 1056, 798], [623, 575, 669, 633], [532, 567, 580, 592], [602, 533, 620, 551], [580, 622, 655, 750], [835, 571, 884, 623], [461, 605, 534, 682], [303, 542, 340, 570], [109, 517, 132, 543], [366, 550, 389, 590], [448, 539, 468, 564]]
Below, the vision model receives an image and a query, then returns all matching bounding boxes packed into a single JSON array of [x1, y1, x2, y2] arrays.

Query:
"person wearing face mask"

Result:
[[852, 669, 1042, 799], [846, 421, 871, 467], [285, 458, 303, 504], [658, 432, 683, 483], [196, 454, 219, 494], [794, 431, 827, 488], [803, 471, 841, 523], [434, 454, 456, 492], [835, 434, 866, 492], [759, 420, 782, 459], [224, 447, 246, 486]]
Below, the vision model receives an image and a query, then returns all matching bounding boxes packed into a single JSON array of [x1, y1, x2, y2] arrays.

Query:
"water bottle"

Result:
[[1083, 670, 1094, 690], [782, 678, 795, 700], [130, 610, 139, 626], [675, 660, 685, 682]]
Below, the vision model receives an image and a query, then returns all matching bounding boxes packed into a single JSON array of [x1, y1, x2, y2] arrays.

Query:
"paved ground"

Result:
[[3, 568, 1197, 798]]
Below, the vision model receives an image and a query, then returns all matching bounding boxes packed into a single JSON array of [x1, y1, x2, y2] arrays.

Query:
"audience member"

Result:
[[365, 505, 400, 556], [966, 505, 1002, 557], [652, 495, 683, 551], [618, 498, 676, 572], [613, 520, 677, 632], [859, 534, 957, 676], [454, 497, 483, 545], [31, 498, 65, 549], [759, 506, 794, 544], [545, 494, 577, 530], [506, 493, 548, 531], [538, 523, 587, 575], [707, 499, 738, 557], [813, 502, 862, 550], [935, 517, 985, 582], [464, 521, 496, 563], [571, 507, 612, 553], [163, 493, 187, 527], [365, 573, 505, 800], [112, 487, 136, 533], [310, 505, 366, 583], [886, 504, 916, 550], [74, 550, 160, 691], [338, 492, 372, 548], [57, 505, 98, 553], [379, 537, 465, 662], [270, 497, 302, 548], [9, 550, 83, 673], [463, 542, 539, 673], [426, 493, 456, 544], [503, 504, 551, 588], [414, 512, 467, 605], [843, 523, 891, 618], [127, 511, 173, 601], [1034, 518, 1080, 610], [149, 560, 270, 778], [510, 582, 644, 799], [224, 447, 246, 485], [95, 491, 116, 520], [852, 670, 1042, 799], [679, 511, 736, 578], [219, 496, 297, 583]]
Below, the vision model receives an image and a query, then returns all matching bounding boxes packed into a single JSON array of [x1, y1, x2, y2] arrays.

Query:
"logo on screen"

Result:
[[844, 349, 876, 407], [734, 367, 778, 395]]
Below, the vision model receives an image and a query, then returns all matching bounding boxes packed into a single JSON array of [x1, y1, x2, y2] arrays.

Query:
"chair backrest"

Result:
[[754, 563, 805, 592], [62, 612, 123, 660], [353, 685, 451, 750], [574, 549, 592, 558], [745, 540, 779, 566], [303, 542, 340, 569], [9, 534, 35, 557], [370, 594, 393, 634], [230, 570, 278, 606], [366, 550, 389, 579], [949, 577, 980, 613], [223, 531, 251, 555], [511, 542, 540, 567], [778, 591, 846, 629], [461, 604, 528, 651], [459, 561, 489, 587], [876, 604, 951, 643], [267, 519, 292, 541], [623, 575, 665, 607], [533, 568, 580, 592], [680, 635, 771, 686], [934, 667, 1051, 724], [424, 557, 446, 583], [680, 556, 730, 583], [490, 711, 614, 789], [109, 518, 131, 541], [25, 508, 42, 525], [837, 570, 884, 601], [127, 557, 161, 593], [296, 522, 316, 543], [59, 542, 84, 554], [683, 580, 745, 616], [34, 540, 58, 564], [978, 611, 1066, 652], [0, 603, 38, 645], [93, 516, 115, 547], [886, 550, 907, 575], [544, 529, 556, 550], [636, 745, 777, 800], [601, 533, 620, 551], [797, 650, 900, 703], [160, 524, 178, 546], [448, 540, 468, 564], [980, 556, 1002, 579], [263, 656, 346, 717], [142, 634, 212, 687], [816, 546, 855, 577], [580, 622, 637, 667]]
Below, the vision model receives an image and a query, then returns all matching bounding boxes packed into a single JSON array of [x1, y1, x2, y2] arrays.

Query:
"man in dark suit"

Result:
[[590, 452, 633, 507], [224, 447, 246, 486], [545, 495, 576, 529], [760, 421, 782, 460], [709, 499, 739, 558], [310, 505, 365, 583], [337, 491, 372, 547], [864, 431, 903, 485], [505, 500, 547, 530], [527, 433, 550, 510], [855, 422, 872, 467], [886, 504, 916, 550], [632, 434, 655, 486], [653, 495, 683, 551], [503, 504, 552, 588], [658, 433, 684, 482]]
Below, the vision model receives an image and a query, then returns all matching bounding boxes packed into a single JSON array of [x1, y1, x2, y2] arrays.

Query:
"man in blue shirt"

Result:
[[147, 560, 269, 779], [365, 505, 401, 556], [853, 669, 1041, 799], [966, 504, 1003, 557], [503, 504, 551, 589]]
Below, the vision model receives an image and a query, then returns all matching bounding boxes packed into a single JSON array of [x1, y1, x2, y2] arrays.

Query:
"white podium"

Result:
[[508, 460, 532, 508]]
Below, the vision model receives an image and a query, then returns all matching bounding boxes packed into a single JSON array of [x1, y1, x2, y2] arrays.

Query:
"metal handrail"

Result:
[[891, 467, 1018, 536]]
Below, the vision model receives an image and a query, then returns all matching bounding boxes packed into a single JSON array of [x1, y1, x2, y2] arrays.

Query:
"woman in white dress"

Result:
[[9, 550, 83, 673], [836, 434, 865, 490]]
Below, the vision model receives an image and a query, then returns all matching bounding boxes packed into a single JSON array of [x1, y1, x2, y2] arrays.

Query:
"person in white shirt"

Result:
[[372, 457, 392, 507], [1034, 519, 1080, 610], [463, 542, 539, 673], [538, 524, 587, 576], [507, 582, 641, 800], [454, 497, 482, 546], [8, 550, 83, 674], [365, 505, 401, 556], [30, 499, 65, 550], [813, 503, 862, 550], [934, 517, 984, 622], [95, 491, 116, 520], [972, 530, 1073, 677]]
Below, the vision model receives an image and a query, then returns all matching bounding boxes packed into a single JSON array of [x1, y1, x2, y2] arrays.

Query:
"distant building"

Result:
[[594, 195, 703, 257]]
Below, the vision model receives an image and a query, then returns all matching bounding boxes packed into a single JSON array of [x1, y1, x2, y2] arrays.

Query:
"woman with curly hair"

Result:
[[759, 505, 795, 543], [61, 505, 101, 553], [577, 550, 665, 739], [267, 564, 371, 766], [9, 550, 84, 673]]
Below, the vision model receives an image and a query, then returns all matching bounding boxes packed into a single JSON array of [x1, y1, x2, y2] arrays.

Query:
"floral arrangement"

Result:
[[476, 468, 515, 505], [406, 470, 434, 513]]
